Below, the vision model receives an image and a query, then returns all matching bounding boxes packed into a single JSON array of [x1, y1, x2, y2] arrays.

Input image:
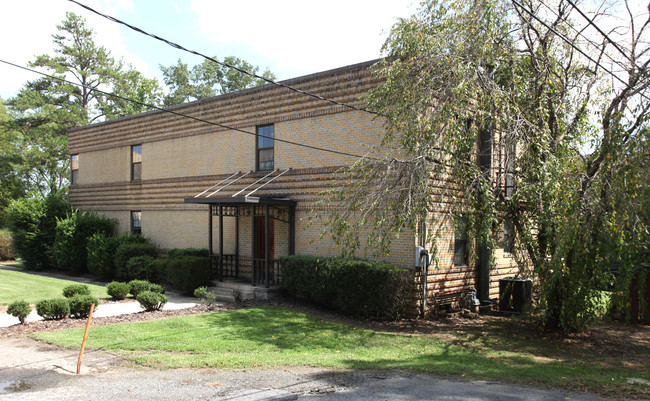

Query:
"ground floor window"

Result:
[[454, 216, 468, 266], [131, 211, 142, 235]]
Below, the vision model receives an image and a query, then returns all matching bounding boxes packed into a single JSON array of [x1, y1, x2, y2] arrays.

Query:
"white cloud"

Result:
[[188, 0, 418, 76], [0, 0, 149, 99]]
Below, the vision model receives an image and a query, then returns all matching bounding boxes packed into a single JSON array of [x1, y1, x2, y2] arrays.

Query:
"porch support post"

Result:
[[251, 206, 256, 286], [289, 206, 295, 255], [208, 205, 213, 281], [219, 204, 224, 282], [235, 209, 239, 279], [265, 203, 270, 288]]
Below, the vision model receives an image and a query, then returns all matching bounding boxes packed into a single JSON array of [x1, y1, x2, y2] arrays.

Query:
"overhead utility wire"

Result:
[[565, 0, 640, 69], [0, 59, 367, 160], [67, 0, 378, 115], [511, 0, 650, 103]]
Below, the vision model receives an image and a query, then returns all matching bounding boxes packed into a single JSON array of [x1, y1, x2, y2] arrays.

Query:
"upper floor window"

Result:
[[454, 216, 468, 267], [70, 154, 79, 185], [131, 144, 142, 181], [256, 124, 274, 171], [131, 211, 142, 235]]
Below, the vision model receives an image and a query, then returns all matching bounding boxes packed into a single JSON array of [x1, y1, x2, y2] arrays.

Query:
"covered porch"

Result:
[[184, 196, 296, 288]]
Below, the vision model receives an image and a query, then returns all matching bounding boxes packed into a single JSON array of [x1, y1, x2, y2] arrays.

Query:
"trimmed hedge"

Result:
[[167, 248, 209, 259], [62, 284, 91, 298], [107, 281, 129, 300], [115, 242, 158, 280], [126, 255, 157, 281], [69, 295, 98, 318], [280, 255, 412, 320], [169, 256, 211, 295], [35, 298, 70, 320], [7, 300, 30, 324], [137, 291, 168, 311]]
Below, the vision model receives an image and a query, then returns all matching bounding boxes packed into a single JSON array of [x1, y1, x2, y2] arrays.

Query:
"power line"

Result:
[[511, 0, 650, 102], [0, 58, 368, 160], [67, 0, 378, 115]]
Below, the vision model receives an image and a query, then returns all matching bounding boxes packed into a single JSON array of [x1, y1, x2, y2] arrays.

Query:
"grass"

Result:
[[34, 306, 650, 398], [0, 269, 106, 305]]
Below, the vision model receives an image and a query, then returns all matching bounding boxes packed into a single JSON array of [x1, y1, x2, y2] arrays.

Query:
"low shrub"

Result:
[[7, 300, 31, 324], [126, 255, 157, 281], [194, 286, 216, 306], [148, 284, 165, 294], [137, 291, 168, 311], [107, 281, 129, 300], [128, 280, 151, 298], [87, 233, 119, 278], [69, 295, 98, 318], [62, 283, 91, 298], [168, 256, 211, 294], [167, 248, 209, 259], [115, 243, 158, 280], [0, 228, 16, 261], [280, 255, 413, 320], [35, 298, 70, 320]]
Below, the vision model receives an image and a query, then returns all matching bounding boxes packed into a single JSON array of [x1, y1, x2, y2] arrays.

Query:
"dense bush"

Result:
[[194, 286, 216, 306], [137, 290, 168, 311], [154, 258, 169, 283], [0, 228, 16, 261], [128, 280, 151, 298], [125, 255, 157, 281], [69, 295, 98, 318], [168, 256, 211, 294], [35, 298, 70, 320], [6, 192, 70, 270], [115, 242, 158, 280], [107, 281, 130, 300], [87, 233, 119, 278], [280, 255, 413, 320], [167, 248, 209, 259], [54, 210, 115, 273], [7, 300, 31, 324], [62, 283, 91, 298], [148, 284, 165, 294]]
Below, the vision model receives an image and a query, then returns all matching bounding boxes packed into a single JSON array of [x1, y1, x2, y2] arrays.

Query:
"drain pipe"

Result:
[[417, 247, 430, 317]]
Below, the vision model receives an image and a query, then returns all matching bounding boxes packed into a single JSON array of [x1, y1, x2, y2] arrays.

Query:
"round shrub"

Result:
[[69, 295, 98, 318], [114, 242, 158, 280], [107, 281, 129, 300], [128, 280, 151, 298], [62, 283, 91, 298], [7, 300, 31, 324], [126, 255, 157, 281], [148, 284, 165, 294], [35, 298, 70, 320], [137, 291, 168, 311], [194, 286, 215, 306]]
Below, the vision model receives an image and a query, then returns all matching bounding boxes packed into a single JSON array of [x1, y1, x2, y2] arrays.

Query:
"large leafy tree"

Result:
[[0, 99, 26, 226], [4, 12, 162, 196], [161, 56, 276, 106], [328, 0, 649, 332]]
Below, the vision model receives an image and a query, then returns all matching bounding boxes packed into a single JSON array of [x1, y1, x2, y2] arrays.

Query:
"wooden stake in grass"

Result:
[[77, 303, 95, 374]]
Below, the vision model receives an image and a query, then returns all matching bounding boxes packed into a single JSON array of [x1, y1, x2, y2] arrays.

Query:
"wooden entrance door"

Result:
[[254, 216, 274, 260]]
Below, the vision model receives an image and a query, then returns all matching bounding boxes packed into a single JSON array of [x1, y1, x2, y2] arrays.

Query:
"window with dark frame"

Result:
[[71, 154, 79, 185], [256, 124, 274, 171], [454, 216, 468, 266], [131, 211, 142, 235], [131, 144, 142, 181]]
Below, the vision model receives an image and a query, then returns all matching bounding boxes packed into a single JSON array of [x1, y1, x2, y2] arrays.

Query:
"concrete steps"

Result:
[[209, 279, 284, 302]]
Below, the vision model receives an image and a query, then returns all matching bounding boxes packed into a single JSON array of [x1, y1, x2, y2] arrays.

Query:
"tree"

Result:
[[0, 99, 26, 226], [326, 0, 649, 332], [161, 56, 276, 106], [4, 12, 161, 196]]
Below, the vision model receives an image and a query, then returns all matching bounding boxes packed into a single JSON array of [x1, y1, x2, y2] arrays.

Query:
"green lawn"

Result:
[[34, 306, 650, 398], [0, 269, 107, 305]]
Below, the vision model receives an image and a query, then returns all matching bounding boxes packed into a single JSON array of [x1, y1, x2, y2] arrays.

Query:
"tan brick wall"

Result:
[[76, 147, 130, 185]]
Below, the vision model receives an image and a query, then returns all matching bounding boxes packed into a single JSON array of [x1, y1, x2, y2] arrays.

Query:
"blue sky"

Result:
[[0, 0, 419, 99]]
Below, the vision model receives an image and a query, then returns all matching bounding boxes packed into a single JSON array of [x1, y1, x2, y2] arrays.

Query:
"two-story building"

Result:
[[68, 60, 518, 313]]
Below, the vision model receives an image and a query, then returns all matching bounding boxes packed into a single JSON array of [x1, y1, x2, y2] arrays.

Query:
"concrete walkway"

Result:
[[0, 264, 197, 328]]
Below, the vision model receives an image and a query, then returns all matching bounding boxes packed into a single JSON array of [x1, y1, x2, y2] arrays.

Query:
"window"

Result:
[[70, 154, 79, 185], [503, 219, 514, 254], [256, 125, 274, 171], [131, 144, 142, 181], [454, 216, 468, 266], [131, 211, 142, 235]]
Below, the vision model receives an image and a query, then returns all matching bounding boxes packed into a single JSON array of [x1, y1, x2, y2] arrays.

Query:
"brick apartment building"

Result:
[[68, 60, 517, 311]]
